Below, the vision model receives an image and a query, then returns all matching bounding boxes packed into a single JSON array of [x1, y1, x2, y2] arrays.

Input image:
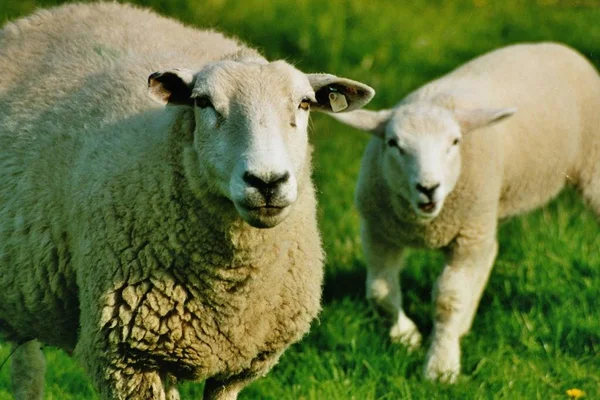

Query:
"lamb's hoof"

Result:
[[390, 323, 422, 351], [423, 340, 460, 384]]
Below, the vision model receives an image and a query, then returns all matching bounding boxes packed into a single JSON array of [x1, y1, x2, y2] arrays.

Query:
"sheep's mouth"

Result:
[[235, 202, 292, 228], [246, 205, 287, 217], [417, 201, 437, 213]]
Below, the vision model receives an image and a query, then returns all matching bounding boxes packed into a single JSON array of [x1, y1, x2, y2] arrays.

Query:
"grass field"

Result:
[[1, 0, 599, 398]]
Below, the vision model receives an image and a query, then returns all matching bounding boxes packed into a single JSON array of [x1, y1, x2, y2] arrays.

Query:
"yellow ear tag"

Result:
[[329, 92, 348, 112]]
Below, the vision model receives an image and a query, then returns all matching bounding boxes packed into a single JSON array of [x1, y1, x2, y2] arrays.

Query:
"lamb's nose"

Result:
[[416, 182, 440, 199], [243, 171, 290, 198]]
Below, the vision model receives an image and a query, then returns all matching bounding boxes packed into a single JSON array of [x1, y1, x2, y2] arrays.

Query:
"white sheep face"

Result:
[[192, 61, 310, 228], [148, 59, 374, 228], [382, 105, 462, 220]]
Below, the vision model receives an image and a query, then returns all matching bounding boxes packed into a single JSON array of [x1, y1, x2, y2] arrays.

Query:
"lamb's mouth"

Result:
[[418, 201, 437, 213]]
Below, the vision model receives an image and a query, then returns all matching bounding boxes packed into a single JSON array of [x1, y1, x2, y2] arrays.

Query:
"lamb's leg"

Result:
[[424, 232, 498, 383], [362, 225, 421, 350], [458, 239, 498, 336], [203, 350, 283, 400], [11, 339, 46, 400]]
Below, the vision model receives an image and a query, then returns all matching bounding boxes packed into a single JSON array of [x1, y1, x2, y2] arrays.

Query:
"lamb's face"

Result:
[[330, 102, 516, 221], [382, 106, 462, 220], [148, 59, 375, 228], [191, 61, 312, 228]]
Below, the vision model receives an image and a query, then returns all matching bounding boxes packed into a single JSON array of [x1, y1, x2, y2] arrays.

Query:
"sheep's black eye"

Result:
[[194, 95, 213, 109], [453, 138, 460, 146], [387, 139, 406, 155], [298, 97, 311, 111]]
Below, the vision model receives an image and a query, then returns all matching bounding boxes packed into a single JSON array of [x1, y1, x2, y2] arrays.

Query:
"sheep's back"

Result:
[[1, 2, 241, 140]]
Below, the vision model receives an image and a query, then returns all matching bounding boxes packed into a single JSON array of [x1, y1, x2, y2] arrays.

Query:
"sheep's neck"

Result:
[[163, 126, 288, 296]]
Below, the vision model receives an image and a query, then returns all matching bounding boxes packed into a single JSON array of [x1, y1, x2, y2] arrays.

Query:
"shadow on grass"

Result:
[[322, 260, 437, 336], [322, 265, 366, 304]]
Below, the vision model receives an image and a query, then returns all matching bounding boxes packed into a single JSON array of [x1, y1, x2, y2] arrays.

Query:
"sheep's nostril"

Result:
[[416, 182, 440, 198], [244, 171, 290, 196], [243, 172, 267, 190], [271, 171, 290, 186]]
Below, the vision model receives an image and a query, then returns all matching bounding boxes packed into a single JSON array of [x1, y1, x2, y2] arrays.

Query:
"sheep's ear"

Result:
[[307, 74, 375, 113], [454, 107, 517, 133], [329, 109, 393, 138], [148, 69, 195, 106]]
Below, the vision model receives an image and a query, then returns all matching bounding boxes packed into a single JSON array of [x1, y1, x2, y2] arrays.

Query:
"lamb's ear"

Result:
[[329, 109, 393, 138], [148, 69, 195, 106], [307, 74, 375, 113], [454, 107, 517, 133]]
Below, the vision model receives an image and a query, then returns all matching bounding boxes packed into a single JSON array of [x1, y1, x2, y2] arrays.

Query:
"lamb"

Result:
[[331, 42, 600, 383], [0, 3, 374, 399]]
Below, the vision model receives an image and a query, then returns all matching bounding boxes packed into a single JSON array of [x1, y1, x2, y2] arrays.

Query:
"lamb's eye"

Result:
[[194, 96, 213, 109], [298, 97, 311, 111], [452, 138, 460, 146]]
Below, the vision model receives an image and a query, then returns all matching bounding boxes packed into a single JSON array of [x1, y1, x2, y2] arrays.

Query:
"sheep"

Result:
[[0, 3, 375, 399], [331, 42, 600, 383]]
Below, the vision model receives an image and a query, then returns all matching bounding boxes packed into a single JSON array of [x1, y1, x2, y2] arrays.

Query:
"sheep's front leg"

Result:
[[424, 232, 498, 383], [85, 349, 167, 400], [163, 374, 180, 400], [203, 350, 283, 400], [203, 376, 249, 400], [76, 294, 168, 400], [362, 225, 421, 350]]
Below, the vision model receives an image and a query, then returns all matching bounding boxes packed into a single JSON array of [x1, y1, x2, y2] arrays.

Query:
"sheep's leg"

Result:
[[163, 374, 180, 400], [579, 161, 600, 218], [10, 339, 46, 400], [424, 233, 498, 383], [81, 349, 166, 400], [203, 350, 283, 400], [362, 225, 421, 350], [96, 362, 166, 400], [203, 376, 250, 400], [86, 349, 170, 400], [76, 317, 167, 399]]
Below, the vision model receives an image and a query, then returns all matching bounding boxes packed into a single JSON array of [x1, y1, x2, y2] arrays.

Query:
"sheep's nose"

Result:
[[243, 171, 290, 198], [416, 182, 440, 199]]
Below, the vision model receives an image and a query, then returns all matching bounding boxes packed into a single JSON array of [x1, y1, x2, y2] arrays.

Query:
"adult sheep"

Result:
[[0, 3, 374, 399], [332, 43, 600, 382]]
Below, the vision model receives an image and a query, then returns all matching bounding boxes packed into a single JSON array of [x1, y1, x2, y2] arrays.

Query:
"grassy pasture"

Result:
[[1, 0, 599, 398]]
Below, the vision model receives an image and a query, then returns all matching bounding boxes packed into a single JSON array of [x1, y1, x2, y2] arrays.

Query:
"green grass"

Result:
[[1, 0, 600, 398]]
